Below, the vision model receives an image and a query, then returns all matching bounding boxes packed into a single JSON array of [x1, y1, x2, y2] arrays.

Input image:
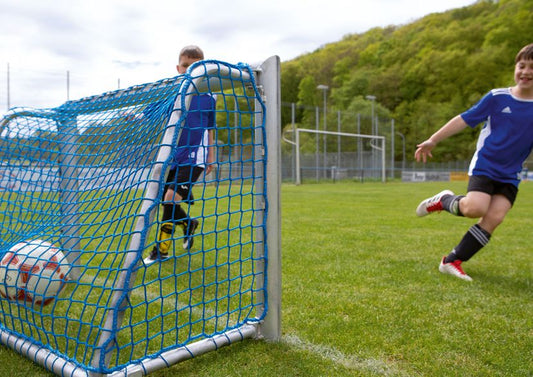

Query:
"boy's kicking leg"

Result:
[[416, 190, 465, 217]]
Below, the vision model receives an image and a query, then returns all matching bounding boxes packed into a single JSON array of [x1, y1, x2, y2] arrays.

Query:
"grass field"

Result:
[[0, 180, 531, 376]]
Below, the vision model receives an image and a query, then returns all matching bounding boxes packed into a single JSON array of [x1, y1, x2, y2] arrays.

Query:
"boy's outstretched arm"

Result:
[[415, 115, 468, 163]]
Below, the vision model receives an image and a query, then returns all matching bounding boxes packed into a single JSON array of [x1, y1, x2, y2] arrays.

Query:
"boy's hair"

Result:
[[179, 45, 204, 60], [515, 43, 533, 63]]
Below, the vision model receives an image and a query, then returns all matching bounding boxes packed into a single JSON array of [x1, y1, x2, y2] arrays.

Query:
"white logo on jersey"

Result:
[[501, 106, 512, 114]]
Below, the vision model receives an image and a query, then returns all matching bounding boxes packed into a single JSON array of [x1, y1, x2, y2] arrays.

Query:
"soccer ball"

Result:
[[0, 239, 70, 306]]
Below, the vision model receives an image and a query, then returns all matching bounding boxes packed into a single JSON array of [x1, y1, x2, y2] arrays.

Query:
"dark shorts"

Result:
[[467, 175, 518, 206], [163, 165, 204, 204]]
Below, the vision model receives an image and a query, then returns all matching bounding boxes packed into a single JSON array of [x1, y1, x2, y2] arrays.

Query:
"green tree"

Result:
[[281, 0, 533, 162]]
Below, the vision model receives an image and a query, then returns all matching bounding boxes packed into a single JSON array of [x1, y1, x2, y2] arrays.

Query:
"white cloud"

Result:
[[0, 0, 476, 110]]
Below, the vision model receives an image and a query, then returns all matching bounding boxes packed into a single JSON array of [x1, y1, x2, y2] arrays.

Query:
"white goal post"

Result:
[[291, 128, 386, 185]]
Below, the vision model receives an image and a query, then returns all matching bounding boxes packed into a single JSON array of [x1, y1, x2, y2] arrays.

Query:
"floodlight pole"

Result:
[[317, 85, 329, 178], [397, 131, 406, 172], [7, 63, 10, 110], [366, 95, 378, 179], [366, 95, 376, 135], [66, 70, 70, 101], [337, 110, 341, 173], [391, 119, 395, 179], [315, 107, 319, 181]]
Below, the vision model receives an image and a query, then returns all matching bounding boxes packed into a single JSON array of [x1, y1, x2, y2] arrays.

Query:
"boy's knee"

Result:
[[459, 200, 488, 218]]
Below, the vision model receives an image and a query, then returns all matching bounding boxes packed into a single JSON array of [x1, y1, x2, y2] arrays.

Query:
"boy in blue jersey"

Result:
[[414, 43, 533, 281], [144, 45, 216, 264]]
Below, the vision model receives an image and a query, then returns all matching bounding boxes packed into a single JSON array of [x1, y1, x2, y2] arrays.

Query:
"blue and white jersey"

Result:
[[461, 88, 533, 186], [172, 94, 216, 168]]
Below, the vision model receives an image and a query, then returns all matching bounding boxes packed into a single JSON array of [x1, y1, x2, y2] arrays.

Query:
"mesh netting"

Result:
[[0, 60, 267, 374]]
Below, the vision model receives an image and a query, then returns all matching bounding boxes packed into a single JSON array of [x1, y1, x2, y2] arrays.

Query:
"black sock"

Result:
[[441, 195, 465, 216], [162, 204, 187, 224], [445, 224, 491, 263]]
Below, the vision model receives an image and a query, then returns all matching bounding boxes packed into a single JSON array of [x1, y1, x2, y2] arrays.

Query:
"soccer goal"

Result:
[[288, 128, 386, 184], [0, 57, 281, 376]]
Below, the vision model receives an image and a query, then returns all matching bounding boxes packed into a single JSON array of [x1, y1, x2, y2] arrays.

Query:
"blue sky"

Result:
[[0, 0, 475, 110]]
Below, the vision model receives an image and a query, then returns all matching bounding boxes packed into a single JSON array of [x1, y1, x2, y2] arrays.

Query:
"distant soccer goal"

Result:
[[286, 128, 386, 184], [0, 57, 281, 376]]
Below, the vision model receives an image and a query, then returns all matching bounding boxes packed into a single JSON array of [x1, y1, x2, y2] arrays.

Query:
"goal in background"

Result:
[[285, 128, 386, 184], [0, 57, 281, 376]]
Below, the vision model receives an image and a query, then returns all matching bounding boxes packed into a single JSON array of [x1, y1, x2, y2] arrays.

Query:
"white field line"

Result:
[[92, 275, 410, 376], [283, 333, 412, 377]]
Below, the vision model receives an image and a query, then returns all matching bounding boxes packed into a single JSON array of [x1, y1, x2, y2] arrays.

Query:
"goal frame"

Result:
[[293, 128, 386, 185], [0, 56, 281, 377]]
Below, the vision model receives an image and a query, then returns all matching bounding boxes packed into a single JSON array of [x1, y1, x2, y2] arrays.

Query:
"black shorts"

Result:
[[163, 165, 204, 204], [467, 175, 518, 206]]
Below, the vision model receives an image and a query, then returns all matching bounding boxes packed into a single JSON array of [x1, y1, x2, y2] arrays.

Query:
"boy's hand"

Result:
[[415, 139, 436, 163], [205, 155, 215, 175]]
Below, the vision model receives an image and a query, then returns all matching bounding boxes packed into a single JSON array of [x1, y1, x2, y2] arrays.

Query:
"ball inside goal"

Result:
[[0, 239, 70, 306]]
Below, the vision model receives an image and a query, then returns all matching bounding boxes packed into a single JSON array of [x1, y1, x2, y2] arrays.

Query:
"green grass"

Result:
[[0, 183, 262, 371], [0, 181, 532, 376]]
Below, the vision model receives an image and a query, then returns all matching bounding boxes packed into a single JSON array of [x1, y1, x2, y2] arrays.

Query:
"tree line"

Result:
[[280, 0, 533, 162]]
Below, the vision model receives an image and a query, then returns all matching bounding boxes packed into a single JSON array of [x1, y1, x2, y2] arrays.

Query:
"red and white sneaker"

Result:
[[416, 190, 454, 217], [439, 257, 473, 281]]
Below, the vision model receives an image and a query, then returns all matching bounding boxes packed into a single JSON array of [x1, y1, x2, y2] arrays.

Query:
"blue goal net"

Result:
[[0, 58, 281, 376]]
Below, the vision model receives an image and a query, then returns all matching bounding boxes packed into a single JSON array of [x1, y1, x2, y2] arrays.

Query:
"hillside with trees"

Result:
[[281, 0, 533, 162]]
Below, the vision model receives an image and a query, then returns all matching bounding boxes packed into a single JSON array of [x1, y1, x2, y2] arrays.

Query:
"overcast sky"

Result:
[[0, 0, 476, 111]]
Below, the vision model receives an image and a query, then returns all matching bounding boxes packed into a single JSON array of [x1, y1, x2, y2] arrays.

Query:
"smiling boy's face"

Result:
[[514, 58, 533, 95], [176, 55, 200, 74]]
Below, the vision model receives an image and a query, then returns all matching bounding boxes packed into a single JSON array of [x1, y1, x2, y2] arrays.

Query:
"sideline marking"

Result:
[[283, 333, 409, 376]]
